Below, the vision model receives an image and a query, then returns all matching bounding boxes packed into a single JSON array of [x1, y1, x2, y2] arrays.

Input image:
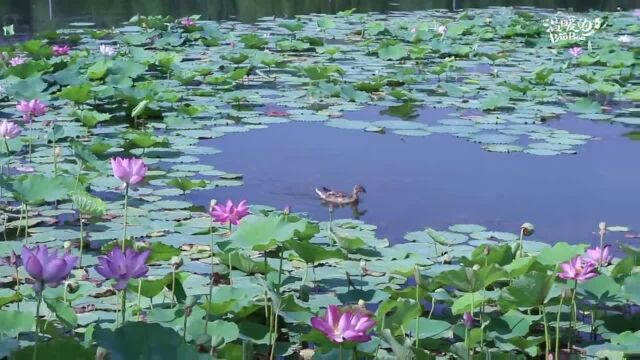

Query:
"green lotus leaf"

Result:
[[499, 272, 555, 309]]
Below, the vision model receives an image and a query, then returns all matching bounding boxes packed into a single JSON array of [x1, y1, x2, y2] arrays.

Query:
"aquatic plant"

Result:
[[311, 305, 376, 343]]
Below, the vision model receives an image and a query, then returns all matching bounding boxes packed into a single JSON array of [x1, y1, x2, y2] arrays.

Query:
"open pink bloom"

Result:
[[311, 305, 376, 344], [52, 44, 71, 56], [584, 245, 613, 266], [209, 200, 249, 225], [22, 245, 77, 292], [8, 55, 27, 67], [568, 47, 583, 57], [559, 256, 598, 283], [181, 18, 196, 27], [95, 247, 150, 290], [0, 120, 21, 139], [110, 157, 147, 186], [16, 99, 47, 122]]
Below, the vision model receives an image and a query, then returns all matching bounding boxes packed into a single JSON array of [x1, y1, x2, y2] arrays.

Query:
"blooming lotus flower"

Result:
[[209, 200, 250, 225], [16, 99, 47, 122], [558, 256, 598, 283], [584, 245, 613, 266], [52, 44, 71, 56], [437, 25, 448, 35], [0, 120, 21, 139], [8, 55, 27, 67], [311, 305, 376, 343], [99, 44, 117, 57], [568, 47, 583, 57], [95, 247, 150, 290], [181, 18, 196, 27], [463, 312, 473, 328], [618, 35, 633, 44], [21, 245, 78, 292], [110, 157, 147, 186]]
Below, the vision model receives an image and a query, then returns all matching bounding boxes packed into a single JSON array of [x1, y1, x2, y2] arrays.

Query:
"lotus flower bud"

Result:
[[54, 146, 61, 158], [357, 299, 366, 308], [63, 241, 72, 251], [463, 312, 473, 328], [360, 259, 367, 273], [170, 256, 183, 270], [599, 222, 607, 232], [283, 205, 291, 216], [483, 246, 491, 256], [209, 199, 217, 211], [521, 222, 535, 236], [9, 251, 21, 267]]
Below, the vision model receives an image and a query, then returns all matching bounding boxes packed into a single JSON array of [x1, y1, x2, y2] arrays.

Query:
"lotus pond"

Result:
[[1, 5, 640, 360]]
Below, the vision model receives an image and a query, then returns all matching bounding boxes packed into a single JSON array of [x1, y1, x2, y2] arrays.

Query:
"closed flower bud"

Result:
[[521, 222, 535, 236], [209, 199, 217, 212], [63, 241, 72, 251], [170, 256, 183, 270], [483, 246, 491, 256], [283, 205, 291, 215], [54, 146, 61, 158], [599, 222, 607, 231]]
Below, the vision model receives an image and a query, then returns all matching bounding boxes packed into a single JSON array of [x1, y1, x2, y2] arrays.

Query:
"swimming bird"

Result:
[[315, 185, 366, 206]]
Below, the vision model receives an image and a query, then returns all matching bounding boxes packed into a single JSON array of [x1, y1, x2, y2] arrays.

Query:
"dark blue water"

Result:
[[188, 107, 640, 246]]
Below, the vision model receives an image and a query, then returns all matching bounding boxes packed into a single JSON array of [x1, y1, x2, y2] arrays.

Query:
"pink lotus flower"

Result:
[[52, 44, 71, 56], [632, 9, 640, 17], [559, 256, 598, 283], [568, 47, 583, 57], [15, 165, 35, 173], [16, 99, 47, 122], [180, 18, 196, 27], [0, 120, 21, 139], [22, 245, 77, 292], [110, 157, 147, 186], [584, 245, 613, 266], [209, 200, 249, 225], [437, 25, 448, 35], [8, 55, 27, 67], [410, 27, 417, 33], [95, 247, 150, 290], [311, 305, 376, 343]]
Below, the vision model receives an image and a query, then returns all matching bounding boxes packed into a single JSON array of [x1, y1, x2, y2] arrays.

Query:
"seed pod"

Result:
[[63, 241, 72, 251], [170, 256, 183, 270], [599, 222, 607, 231]]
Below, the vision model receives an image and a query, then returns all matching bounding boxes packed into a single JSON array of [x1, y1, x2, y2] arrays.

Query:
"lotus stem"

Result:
[[24, 204, 29, 243], [116, 288, 120, 327], [121, 289, 127, 325], [182, 306, 189, 342], [277, 246, 284, 293], [171, 268, 176, 307], [555, 293, 565, 360], [33, 291, 42, 360], [121, 185, 129, 251], [263, 254, 269, 327], [137, 280, 142, 321], [78, 211, 84, 267], [269, 308, 279, 360], [205, 217, 215, 335], [599, 229, 605, 269], [518, 228, 525, 258], [28, 121, 33, 162], [414, 266, 420, 350], [228, 252, 233, 285], [568, 281, 578, 351], [428, 296, 435, 319], [51, 124, 57, 177], [542, 305, 550, 360]]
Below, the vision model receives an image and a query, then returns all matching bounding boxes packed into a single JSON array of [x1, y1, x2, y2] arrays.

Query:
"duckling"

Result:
[[315, 185, 367, 206]]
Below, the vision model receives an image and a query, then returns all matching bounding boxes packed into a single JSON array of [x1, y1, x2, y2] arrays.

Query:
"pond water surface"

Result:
[[193, 105, 640, 245]]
